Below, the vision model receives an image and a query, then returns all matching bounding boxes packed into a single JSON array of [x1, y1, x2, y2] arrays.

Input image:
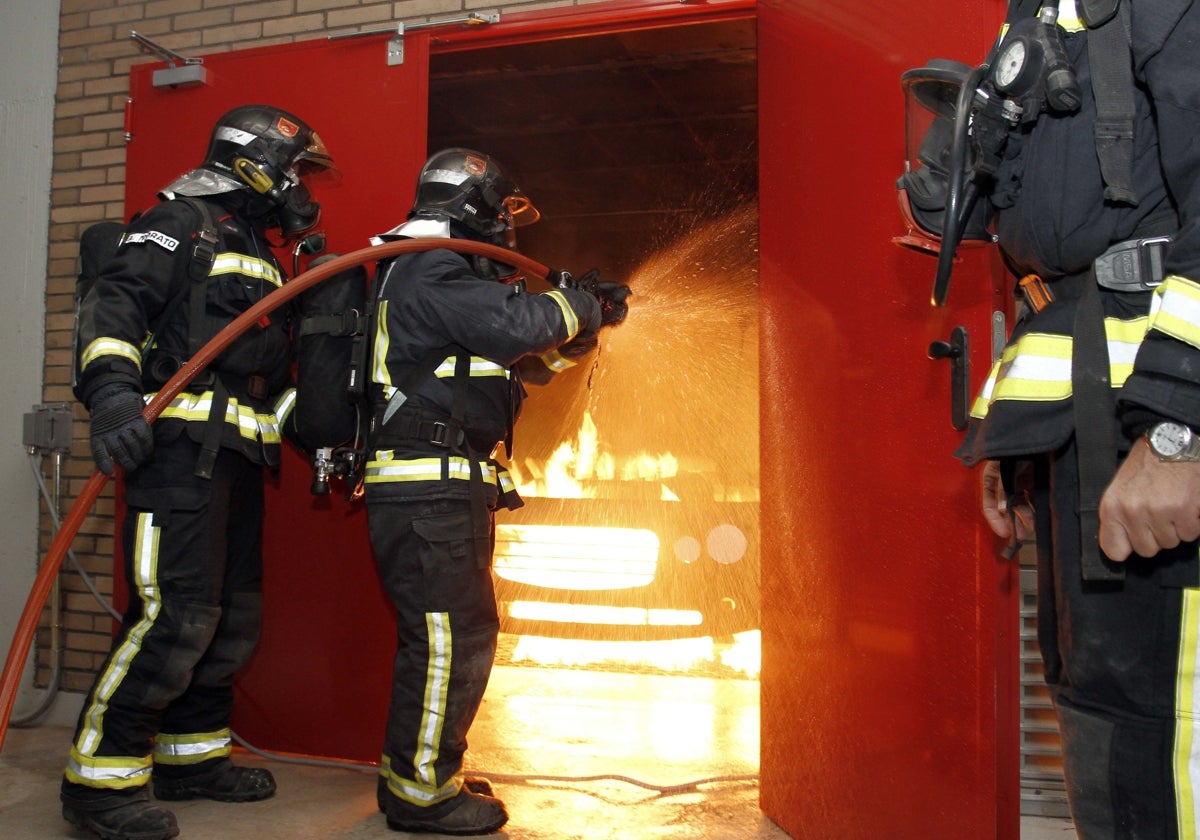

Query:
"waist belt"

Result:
[[1093, 235, 1170, 292], [381, 411, 467, 450]]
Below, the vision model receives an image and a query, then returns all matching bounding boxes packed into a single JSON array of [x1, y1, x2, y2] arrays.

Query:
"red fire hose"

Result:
[[0, 238, 550, 751]]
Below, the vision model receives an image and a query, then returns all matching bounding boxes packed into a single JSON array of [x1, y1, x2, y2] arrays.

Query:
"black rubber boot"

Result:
[[153, 759, 276, 803], [61, 785, 179, 840], [386, 788, 509, 836], [377, 775, 494, 813]]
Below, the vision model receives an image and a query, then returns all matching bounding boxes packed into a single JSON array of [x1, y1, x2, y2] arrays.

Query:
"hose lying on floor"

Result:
[[0, 237, 551, 752]]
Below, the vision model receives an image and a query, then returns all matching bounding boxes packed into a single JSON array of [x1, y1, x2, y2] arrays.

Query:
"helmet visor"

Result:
[[293, 129, 340, 183], [504, 194, 540, 227]]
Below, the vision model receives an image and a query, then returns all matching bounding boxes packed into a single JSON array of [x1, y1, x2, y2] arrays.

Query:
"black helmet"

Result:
[[160, 105, 338, 237], [409, 148, 539, 247]]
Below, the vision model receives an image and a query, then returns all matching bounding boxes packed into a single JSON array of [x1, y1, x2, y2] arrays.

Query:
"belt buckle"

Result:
[[430, 421, 451, 448], [1094, 235, 1171, 292]]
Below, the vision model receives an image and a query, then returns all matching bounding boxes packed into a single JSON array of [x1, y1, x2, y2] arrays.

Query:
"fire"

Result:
[[510, 411, 679, 500], [493, 203, 760, 680]]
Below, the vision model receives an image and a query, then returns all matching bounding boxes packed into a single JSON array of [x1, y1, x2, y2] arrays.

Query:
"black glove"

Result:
[[548, 268, 631, 327], [595, 281, 631, 327], [88, 386, 153, 475]]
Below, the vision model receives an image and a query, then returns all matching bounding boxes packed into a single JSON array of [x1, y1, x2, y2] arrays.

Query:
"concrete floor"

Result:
[[0, 663, 1076, 839]]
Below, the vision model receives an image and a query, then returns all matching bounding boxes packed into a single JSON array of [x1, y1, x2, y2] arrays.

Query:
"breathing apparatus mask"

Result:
[[896, 5, 1081, 305]]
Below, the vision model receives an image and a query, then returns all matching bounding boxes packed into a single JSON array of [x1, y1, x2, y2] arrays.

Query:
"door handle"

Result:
[[928, 326, 969, 431]]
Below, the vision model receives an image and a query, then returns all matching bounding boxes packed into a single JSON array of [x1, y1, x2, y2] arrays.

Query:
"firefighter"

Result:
[[928, 1, 1200, 835], [364, 148, 629, 834], [62, 105, 337, 840]]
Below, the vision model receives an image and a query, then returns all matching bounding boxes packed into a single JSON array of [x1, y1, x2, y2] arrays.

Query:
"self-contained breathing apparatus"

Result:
[[896, 3, 1083, 306]]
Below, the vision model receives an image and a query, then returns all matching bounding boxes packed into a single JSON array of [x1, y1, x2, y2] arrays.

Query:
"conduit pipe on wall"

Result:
[[0, 238, 551, 751]]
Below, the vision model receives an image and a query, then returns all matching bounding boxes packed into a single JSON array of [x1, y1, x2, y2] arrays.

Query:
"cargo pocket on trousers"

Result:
[[412, 509, 476, 611]]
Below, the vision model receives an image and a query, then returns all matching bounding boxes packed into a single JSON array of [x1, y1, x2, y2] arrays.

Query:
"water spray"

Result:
[[0, 237, 551, 752]]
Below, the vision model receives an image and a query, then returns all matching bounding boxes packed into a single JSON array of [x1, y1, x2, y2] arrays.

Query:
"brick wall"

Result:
[[41, 0, 570, 694]]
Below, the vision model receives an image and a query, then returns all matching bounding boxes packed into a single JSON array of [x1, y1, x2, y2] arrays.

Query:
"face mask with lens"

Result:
[[895, 5, 1080, 306]]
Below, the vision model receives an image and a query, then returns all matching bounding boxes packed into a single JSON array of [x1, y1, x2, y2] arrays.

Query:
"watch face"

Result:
[[1150, 423, 1191, 458], [995, 41, 1027, 91]]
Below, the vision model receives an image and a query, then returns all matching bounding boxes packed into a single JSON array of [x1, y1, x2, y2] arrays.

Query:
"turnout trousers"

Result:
[[1030, 437, 1200, 840], [63, 438, 265, 801], [366, 496, 499, 819]]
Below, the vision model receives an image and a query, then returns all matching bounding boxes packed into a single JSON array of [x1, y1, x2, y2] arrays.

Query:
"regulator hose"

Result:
[[0, 237, 550, 751]]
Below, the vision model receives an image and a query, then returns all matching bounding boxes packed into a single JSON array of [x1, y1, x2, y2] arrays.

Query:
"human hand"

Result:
[[1099, 439, 1200, 561], [88, 386, 153, 475], [980, 460, 1034, 542]]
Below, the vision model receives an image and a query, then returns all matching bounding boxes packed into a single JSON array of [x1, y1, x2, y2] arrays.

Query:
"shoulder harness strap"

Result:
[[1080, 0, 1138, 205]]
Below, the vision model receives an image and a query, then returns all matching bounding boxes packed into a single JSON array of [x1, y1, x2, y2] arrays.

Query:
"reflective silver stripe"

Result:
[[364, 456, 500, 485], [64, 752, 153, 786], [70, 514, 163, 777], [434, 356, 509, 379], [416, 612, 451, 787], [372, 299, 393, 388], [274, 387, 297, 426], [539, 348, 576, 373], [380, 754, 460, 807], [1149, 275, 1200, 351], [377, 613, 459, 806], [210, 253, 283, 287], [80, 337, 142, 372], [154, 729, 233, 764], [1174, 588, 1200, 839], [969, 316, 1149, 419], [151, 391, 282, 444]]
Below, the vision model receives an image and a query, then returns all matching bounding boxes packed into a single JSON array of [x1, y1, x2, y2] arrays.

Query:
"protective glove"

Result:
[[88, 386, 153, 475], [548, 268, 631, 327], [594, 281, 631, 327]]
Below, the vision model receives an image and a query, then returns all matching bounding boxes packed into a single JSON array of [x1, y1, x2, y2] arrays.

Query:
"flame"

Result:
[[511, 411, 679, 500]]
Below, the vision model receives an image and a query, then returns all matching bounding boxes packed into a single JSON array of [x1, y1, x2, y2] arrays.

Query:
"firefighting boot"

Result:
[[377, 775, 494, 812], [61, 784, 179, 840], [385, 788, 509, 836], [152, 758, 276, 802]]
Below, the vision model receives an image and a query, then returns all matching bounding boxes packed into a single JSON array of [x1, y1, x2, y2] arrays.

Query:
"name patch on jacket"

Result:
[[122, 230, 180, 252]]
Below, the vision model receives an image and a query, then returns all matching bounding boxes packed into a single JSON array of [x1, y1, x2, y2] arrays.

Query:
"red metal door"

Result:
[[756, 1, 1016, 838], [123, 31, 430, 761]]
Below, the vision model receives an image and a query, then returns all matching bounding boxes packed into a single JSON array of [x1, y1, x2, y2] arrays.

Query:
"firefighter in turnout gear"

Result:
[[365, 148, 629, 835], [927, 2, 1200, 835], [62, 105, 337, 840]]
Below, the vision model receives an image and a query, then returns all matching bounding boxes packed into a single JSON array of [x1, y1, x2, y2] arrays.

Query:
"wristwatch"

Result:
[[1146, 421, 1200, 462]]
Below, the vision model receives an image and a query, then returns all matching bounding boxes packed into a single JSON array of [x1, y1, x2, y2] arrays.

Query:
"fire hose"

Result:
[[0, 237, 552, 752]]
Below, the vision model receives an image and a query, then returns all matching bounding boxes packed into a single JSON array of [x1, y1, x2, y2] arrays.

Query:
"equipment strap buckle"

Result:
[[1094, 235, 1171, 292], [429, 420, 456, 449]]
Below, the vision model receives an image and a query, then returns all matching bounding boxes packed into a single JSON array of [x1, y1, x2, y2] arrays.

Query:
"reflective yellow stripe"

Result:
[[539, 348, 576, 373], [969, 315, 1150, 419], [210, 252, 283, 287], [380, 755, 461, 807], [1176, 588, 1200, 839], [376, 612, 461, 807], [417, 612, 450, 787], [543, 289, 581, 339], [153, 728, 233, 765], [434, 356, 510, 379], [274, 387, 297, 426], [80, 337, 142, 372], [67, 513, 162, 788], [152, 391, 281, 444], [364, 455, 501, 485], [1149, 275, 1200, 351], [373, 299, 392, 389]]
